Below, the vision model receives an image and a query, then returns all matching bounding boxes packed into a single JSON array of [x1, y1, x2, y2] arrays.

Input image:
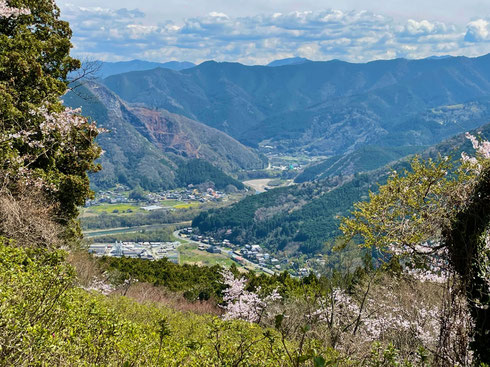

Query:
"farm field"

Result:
[[177, 243, 236, 267]]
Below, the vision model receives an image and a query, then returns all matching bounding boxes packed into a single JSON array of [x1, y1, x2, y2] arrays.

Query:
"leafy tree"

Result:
[[177, 159, 244, 190], [0, 0, 101, 233], [340, 135, 490, 363], [129, 186, 147, 201]]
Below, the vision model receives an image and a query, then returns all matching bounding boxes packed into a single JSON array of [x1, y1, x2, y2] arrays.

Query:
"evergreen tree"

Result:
[[0, 0, 101, 233]]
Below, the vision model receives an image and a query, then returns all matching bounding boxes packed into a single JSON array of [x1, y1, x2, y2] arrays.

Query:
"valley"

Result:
[[4, 1, 490, 364], [76, 54, 490, 275]]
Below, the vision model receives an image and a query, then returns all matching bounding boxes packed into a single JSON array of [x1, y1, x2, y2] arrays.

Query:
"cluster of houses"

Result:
[[239, 245, 280, 268], [148, 187, 228, 203], [178, 228, 282, 273], [86, 187, 230, 208], [88, 241, 180, 263], [86, 189, 129, 206]]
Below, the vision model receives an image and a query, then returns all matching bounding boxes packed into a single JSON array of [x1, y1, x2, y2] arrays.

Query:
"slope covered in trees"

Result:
[[63, 83, 264, 191], [194, 123, 490, 256], [176, 159, 245, 190], [295, 145, 426, 183]]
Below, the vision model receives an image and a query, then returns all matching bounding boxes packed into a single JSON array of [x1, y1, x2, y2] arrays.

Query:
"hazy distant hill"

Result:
[[62, 83, 264, 190], [95, 60, 195, 78], [267, 57, 311, 67], [102, 55, 490, 155]]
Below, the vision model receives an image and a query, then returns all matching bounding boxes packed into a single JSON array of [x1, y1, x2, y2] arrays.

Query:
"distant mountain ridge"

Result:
[[102, 54, 490, 156], [94, 60, 195, 78], [267, 57, 311, 67]]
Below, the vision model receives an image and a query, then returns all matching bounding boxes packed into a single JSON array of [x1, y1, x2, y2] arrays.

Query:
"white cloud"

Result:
[[465, 19, 489, 42], [60, 6, 490, 64]]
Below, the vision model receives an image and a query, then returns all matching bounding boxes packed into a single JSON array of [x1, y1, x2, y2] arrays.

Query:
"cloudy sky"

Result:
[[57, 0, 490, 64]]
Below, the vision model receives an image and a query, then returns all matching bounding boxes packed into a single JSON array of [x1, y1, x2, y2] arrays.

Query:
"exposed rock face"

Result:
[[131, 107, 264, 172], [103, 54, 490, 155]]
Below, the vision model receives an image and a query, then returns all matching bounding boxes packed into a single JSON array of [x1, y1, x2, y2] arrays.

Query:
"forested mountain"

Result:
[[63, 83, 264, 190], [295, 145, 427, 183], [102, 55, 490, 155], [94, 60, 195, 78], [193, 122, 490, 256]]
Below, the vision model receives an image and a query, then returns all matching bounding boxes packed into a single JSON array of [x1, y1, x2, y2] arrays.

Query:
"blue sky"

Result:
[[57, 0, 490, 64]]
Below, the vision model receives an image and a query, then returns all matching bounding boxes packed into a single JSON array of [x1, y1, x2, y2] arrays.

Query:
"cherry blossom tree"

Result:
[[341, 133, 490, 363], [220, 270, 281, 323], [0, 0, 30, 18]]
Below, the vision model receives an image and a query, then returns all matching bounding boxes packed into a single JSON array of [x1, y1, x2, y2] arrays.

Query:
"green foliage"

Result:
[[0, 0, 100, 227], [340, 156, 470, 251], [129, 186, 147, 201], [193, 174, 377, 256], [100, 256, 225, 297], [340, 153, 490, 363], [0, 238, 345, 366], [0, 238, 145, 365], [177, 159, 244, 190]]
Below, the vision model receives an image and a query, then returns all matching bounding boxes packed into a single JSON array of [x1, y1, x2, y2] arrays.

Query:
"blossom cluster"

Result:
[[461, 132, 490, 173], [1, 105, 103, 190], [0, 0, 30, 18], [81, 277, 115, 296], [310, 284, 444, 353], [220, 270, 281, 323]]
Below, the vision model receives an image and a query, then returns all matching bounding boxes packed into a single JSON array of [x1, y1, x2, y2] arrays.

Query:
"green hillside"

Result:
[[193, 122, 490, 257], [177, 159, 245, 190], [63, 83, 264, 191], [295, 145, 427, 183]]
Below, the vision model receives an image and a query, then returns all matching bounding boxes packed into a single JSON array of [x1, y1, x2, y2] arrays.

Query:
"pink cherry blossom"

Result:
[[0, 0, 30, 18], [220, 270, 281, 323]]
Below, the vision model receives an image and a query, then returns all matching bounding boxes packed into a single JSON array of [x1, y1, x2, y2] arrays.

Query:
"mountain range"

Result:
[[267, 57, 311, 67], [63, 54, 490, 191], [94, 60, 196, 79], [101, 55, 490, 157]]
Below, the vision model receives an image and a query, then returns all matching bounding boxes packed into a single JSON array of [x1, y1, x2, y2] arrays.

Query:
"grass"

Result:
[[82, 203, 144, 216], [174, 203, 200, 209], [81, 200, 202, 218], [84, 222, 190, 238], [178, 243, 237, 268], [159, 200, 182, 207]]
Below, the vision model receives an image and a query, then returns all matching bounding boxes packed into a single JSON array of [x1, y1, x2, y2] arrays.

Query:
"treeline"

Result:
[[81, 208, 197, 230], [100, 256, 368, 302], [177, 159, 244, 190], [90, 227, 175, 243], [101, 256, 225, 301]]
